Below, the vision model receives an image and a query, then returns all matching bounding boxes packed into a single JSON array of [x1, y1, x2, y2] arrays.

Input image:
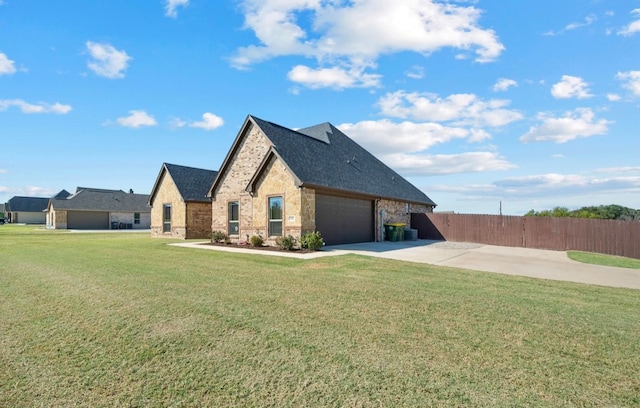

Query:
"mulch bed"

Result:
[[203, 242, 317, 254]]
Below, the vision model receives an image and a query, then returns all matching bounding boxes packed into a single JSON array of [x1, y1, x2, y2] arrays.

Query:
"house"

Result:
[[148, 163, 218, 239], [46, 187, 150, 230], [208, 115, 436, 246], [5, 196, 50, 224]]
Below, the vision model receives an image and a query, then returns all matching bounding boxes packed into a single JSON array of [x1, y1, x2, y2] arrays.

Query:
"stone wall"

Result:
[[150, 171, 187, 238], [375, 199, 434, 241], [211, 123, 272, 240], [251, 155, 304, 245], [50, 210, 67, 229]]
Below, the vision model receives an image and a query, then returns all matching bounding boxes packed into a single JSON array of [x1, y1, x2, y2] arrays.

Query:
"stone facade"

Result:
[[150, 171, 188, 238], [212, 123, 272, 241], [375, 199, 434, 241], [48, 209, 68, 229]]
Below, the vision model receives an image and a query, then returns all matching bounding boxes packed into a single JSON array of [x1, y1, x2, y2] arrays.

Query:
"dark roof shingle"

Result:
[[249, 116, 436, 206], [49, 188, 150, 212], [164, 163, 217, 202]]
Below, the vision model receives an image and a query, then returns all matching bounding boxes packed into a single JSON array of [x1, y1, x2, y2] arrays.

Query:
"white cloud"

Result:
[[405, 66, 425, 79], [382, 151, 515, 176], [0, 99, 72, 114], [378, 91, 522, 127], [0, 52, 16, 75], [339, 119, 483, 155], [116, 110, 157, 128], [231, 0, 504, 87], [190, 112, 224, 130], [287, 64, 381, 89], [520, 108, 612, 143], [551, 75, 593, 99], [165, 0, 189, 18], [493, 78, 517, 92], [607, 93, 621, 101], [618, 8, 640, 36], [337, 120, 512, 176], [86, 41, 132, 79], [617, 70, 640, 95], [565, 15, 596, 31], [493, 173, 640, 197]]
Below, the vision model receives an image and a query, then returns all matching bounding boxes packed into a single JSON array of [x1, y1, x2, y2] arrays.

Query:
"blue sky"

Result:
[[1, 0, 639, 215]]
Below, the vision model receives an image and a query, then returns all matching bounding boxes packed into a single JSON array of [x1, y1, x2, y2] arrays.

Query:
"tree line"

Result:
[[525, 205, 640, 221]]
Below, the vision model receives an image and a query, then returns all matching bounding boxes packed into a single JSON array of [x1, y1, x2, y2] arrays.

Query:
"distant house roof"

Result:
[[213, 115, 436, 206], [48, 187, 150, 212], [53, 189, 72, 199], [149, 163, 218, 205], [6, 196, 50, 213]]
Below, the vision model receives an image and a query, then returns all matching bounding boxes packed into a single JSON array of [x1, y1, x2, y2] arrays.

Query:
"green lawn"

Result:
[[1, 225, 639, 407], [568, 250, 640, 269]]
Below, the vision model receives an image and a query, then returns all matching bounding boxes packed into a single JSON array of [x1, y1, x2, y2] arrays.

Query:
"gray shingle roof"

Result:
[[6, 196, 50, 212], [49, 187, 150, 212], [249, 116, 436, 206], [163, 163, 217, 202]]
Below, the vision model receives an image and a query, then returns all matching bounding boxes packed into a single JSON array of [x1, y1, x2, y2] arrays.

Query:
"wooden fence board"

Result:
[[411, 213, 640, 259]]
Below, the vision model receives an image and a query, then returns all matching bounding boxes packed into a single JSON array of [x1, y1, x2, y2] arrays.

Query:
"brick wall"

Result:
[[150, 171, 187, 238]]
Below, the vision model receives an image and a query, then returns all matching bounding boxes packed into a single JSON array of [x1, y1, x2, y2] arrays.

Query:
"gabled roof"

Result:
[[6, 196, 50, 212], [53, 189, 72, 199], [213, 115, 436, 206], [48, 187, 150, 212], [149, 163, 218, 205]]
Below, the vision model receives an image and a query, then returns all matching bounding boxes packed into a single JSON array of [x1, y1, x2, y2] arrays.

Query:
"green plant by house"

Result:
[[249, 235, 264, 248], [300, 231, 323, 251], [210, 230, 227, 243], [276, 235, 297, 251]]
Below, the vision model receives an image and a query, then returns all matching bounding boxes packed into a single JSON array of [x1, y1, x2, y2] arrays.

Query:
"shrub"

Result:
[[276, 235, 297, 251], [249, 235, 264, 248], [211, 230, 227, 243], [300, 231, 323, 251]]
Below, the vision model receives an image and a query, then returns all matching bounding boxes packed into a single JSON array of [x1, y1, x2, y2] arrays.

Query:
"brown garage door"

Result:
[[67, 211, 109, 230], [315, 194, 374, 245]]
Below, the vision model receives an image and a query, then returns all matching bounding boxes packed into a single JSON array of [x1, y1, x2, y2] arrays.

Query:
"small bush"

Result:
[[211, 230, 227, 243], [276, 235, 297, 251], [249, 235, 264, 248], [300, 231, 323, 251]]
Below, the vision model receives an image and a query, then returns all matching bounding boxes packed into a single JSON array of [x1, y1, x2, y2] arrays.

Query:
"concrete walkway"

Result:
[[172, 240, 640, 290]]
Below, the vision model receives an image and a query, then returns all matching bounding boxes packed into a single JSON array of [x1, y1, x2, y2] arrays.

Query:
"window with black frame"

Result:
[[162, 204, 171, 233], [228, 201, 239, 235], [268, 196, 283, 236]]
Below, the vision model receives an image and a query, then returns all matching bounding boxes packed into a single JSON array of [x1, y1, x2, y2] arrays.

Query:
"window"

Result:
[[163, 204, 171, 233], [134, 212, 140, 224], [228, 201, 239, 235], [268, 196, 283, 236]]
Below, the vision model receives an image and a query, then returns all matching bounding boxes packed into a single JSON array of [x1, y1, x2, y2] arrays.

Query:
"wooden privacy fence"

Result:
[[411, 213, 640, 259]]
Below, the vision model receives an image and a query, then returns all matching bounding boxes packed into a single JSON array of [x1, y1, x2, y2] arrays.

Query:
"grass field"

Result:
[[1, 225, 639, 407]]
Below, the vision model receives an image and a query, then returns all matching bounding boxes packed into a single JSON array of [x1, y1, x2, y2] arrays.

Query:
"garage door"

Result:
[[67, 211, 109, 230], [315, 194, 374, 245]]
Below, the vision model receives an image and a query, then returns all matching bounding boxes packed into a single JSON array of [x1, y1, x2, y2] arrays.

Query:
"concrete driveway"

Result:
[[325, 240, 640, 290], [173, 240, 640, 289]]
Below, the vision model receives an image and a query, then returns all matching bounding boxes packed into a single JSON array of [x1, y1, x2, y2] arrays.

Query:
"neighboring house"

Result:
[[208, 115, 436, 246], [148, 163, 218, 239], [46, 187, 150, 230], [5, 196, 50, 224]]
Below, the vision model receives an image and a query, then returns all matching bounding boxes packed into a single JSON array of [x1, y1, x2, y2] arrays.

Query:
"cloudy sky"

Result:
[[1, 0, 639, 215]]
